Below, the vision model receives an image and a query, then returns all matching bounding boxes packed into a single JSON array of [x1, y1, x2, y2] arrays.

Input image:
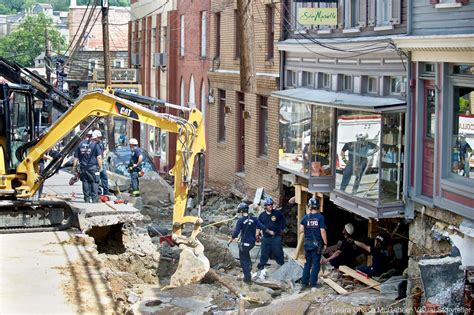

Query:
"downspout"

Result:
[[403, 0, 414, 219]]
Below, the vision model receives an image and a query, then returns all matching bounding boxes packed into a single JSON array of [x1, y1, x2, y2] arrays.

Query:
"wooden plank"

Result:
[[321, 278, 349, 295], [338, 265, 381, 291]]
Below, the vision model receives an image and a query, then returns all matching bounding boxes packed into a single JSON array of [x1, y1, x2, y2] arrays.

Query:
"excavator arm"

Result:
[[7, 88, 209, 287]]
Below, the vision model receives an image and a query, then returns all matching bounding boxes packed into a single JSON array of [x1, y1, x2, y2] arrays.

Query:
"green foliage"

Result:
[[0, 14, 66, 67], [459, 97, 470, 114]]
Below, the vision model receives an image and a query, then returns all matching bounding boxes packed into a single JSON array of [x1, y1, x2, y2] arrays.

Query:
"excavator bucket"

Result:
[[168, 239, 210, 288]]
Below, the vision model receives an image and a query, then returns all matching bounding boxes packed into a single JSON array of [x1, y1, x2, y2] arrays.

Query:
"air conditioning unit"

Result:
[[153, 53, 167, 68], [131, 53, 140, 66]]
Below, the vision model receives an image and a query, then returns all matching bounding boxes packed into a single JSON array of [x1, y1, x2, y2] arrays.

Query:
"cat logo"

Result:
[[115, 103, 139, 119]]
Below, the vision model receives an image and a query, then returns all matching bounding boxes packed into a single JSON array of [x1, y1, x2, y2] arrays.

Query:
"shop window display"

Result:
[[279, 100, 311, 175], [336, 110, 381, 200], [310, 106, 333, 177], [451, 87, 474, 179]]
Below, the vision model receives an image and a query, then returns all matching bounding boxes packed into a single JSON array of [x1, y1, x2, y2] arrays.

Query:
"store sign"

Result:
[[298, 8, 337, 26]]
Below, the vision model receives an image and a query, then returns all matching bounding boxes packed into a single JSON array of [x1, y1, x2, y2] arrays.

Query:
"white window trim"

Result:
[[180, 15, 185, 56], [435, 2, 462, 9], [201, 11, 207, 57]]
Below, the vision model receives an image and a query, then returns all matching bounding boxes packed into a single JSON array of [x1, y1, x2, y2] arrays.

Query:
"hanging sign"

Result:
[[297, 8, 338, 25]]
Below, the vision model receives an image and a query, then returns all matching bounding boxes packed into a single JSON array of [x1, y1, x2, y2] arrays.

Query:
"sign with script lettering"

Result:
[[297, 8, 337, 25]]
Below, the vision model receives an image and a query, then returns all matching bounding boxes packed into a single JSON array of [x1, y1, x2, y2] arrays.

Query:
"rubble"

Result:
[[270, 259, 303, 283]]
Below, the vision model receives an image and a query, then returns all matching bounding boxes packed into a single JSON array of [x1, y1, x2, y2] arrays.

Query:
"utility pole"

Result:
[[102, 0, 115, 150], [237, 0, 256, 93], [45, 28, 51, 83]]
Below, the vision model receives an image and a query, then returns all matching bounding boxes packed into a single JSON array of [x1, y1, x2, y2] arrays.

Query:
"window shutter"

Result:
[[455, 0, 468, 4], [429, 0, 439, 4], [358, 0, 367, 27], [338, 0, 344, 29], [391, 0, 401, 25], [367, 0, 375, 26]]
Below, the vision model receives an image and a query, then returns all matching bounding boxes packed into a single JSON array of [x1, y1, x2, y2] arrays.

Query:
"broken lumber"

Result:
[[338, 265, 381, 291], [206, 269, 241, 297], [321, 278, 348, 295], [253, 279, 285, 290]]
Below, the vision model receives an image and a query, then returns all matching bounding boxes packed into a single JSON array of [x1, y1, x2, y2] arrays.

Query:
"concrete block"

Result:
[[270, 259, 303, 282]]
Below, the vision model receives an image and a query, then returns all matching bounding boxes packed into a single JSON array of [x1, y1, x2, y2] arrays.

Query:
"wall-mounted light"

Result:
[[243, 110, 251, 119], [224, 105, 231, 114]]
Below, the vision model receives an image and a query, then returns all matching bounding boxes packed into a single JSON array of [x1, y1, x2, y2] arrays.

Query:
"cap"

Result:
[[92, 130, 102, 139], [263, 196, 273, 206], [307, 197, 320, 209], [375, 235, 384, 243], [344, 223, 354, 235], [237, 202, 249, 213], [129, 138, 138, 145]]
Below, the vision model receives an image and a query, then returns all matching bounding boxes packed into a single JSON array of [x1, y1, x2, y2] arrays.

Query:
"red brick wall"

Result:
[[207, 0, 281, 200]]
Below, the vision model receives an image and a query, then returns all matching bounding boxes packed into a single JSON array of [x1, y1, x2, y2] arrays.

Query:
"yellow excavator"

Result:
[[0, 83, 209, 287]]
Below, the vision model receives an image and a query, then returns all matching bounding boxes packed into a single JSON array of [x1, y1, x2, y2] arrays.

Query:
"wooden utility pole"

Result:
[[237, 0, 256, 93], [44, 28, 51, 83], [102, 0, 115, 150]]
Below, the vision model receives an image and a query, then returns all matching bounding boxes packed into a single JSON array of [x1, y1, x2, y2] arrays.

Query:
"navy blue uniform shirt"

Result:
[[258, 210, 286, 237], [130, 147, 143, 165], [232, 215, 266, 245], [75, 140, 102, 170], [300, 213, 326, 242]]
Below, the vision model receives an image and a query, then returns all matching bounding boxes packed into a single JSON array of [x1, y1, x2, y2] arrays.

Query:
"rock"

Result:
[[197, 233, 236, 270], [147, 223, 169, 237], [380, 275, 406, 294], [218, 225, 231, 235], [126, 290, 140, 304], [247, 292, 310, 315], [133, 196, 143, 210], [139, 171, 174, 205], [270, 259, 303, 282]]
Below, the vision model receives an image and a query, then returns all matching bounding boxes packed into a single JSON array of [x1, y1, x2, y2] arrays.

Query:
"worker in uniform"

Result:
[[300, 197, 327, 291], [73, 130, 102, 203], [340, 133, 378, 194], [321, 223, 356, 269], [92, 130, 110, 195], [353, 235, 389, 278], [128, 138, 143, 197], [257, 196, 286, 271], [230, 202, 273, 284]]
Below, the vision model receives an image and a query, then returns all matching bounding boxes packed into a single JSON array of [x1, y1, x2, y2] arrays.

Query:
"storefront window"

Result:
[[310, 106, 333, 177], [336, 110, 381, 201], [279, 100, 311, 175], [451, 87, 474, 179], [380, 112, 405, 202]]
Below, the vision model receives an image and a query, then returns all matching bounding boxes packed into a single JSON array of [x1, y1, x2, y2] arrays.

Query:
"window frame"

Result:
[[180, 15, 185, 56], [343, 75, 352, 91], [234, 10, 240, 59], [259, 96, 269, 157], [215, 12, 221, 58], [441, 74, 474, 190], [200, 11, 207, 58], [368, 76, 378, 94], [322, 73, 331, 89], [390, 76, 402, 95], [266, 4, 274, 60], [218, 89, 226, 143]]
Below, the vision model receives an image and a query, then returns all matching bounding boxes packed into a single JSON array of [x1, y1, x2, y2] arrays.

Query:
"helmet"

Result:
[[263, 197, 273, 206], [129, 138, 138, 145], [86, 130, 93, 136], [92, 130, 102, 139], [344, 223, 354, 235], [237, 202, 249, 213], [356, 132, 368, 140], [307, 197, 320, 209]]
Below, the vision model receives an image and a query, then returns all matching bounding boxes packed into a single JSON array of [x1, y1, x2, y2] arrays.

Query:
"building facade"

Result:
[[207, 0, 281, 199], [394, 1, 474, 310], [277, 0, 409, 254]]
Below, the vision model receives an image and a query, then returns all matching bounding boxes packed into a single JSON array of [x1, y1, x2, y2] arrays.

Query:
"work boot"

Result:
[[132, 190, 140, 197], [299, 284, 310, 293]]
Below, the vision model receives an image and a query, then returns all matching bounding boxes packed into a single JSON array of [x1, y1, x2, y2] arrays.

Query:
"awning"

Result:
[[272, 88, 406, 112]]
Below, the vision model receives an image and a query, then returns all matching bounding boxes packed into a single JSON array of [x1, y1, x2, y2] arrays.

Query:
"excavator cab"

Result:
[[0, 83, 37, 181]]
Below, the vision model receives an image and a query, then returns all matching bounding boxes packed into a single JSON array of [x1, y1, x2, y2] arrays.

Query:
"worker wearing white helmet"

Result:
[[128, 138, 143, 196], [321, 223, 357, 269], [92, 129, 110, 196]]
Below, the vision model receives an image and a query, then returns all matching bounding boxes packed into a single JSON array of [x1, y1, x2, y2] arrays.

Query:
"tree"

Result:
[[0, 14, 66, 67], [0, 0, 35, 14]]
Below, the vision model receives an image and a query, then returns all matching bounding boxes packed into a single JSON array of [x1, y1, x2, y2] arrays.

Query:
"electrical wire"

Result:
[[63, 0, 92, 56]]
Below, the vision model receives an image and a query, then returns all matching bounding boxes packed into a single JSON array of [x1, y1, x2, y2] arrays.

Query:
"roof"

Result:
[[272, 88, 406, 112]]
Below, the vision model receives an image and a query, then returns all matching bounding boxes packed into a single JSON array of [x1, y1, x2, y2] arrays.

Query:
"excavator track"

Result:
[[0, 200, 75, 233]]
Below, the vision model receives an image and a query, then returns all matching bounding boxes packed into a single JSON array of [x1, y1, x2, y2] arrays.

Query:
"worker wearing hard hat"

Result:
[[92, 129, 110, 196], [321, 223, 357, 269], [353, 234, 389, 278], [73, 129, 102, 203], [128, 138, 143, 197]]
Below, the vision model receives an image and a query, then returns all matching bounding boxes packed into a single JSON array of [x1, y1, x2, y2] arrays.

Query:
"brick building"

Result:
[[207, 0, 281, 199]]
